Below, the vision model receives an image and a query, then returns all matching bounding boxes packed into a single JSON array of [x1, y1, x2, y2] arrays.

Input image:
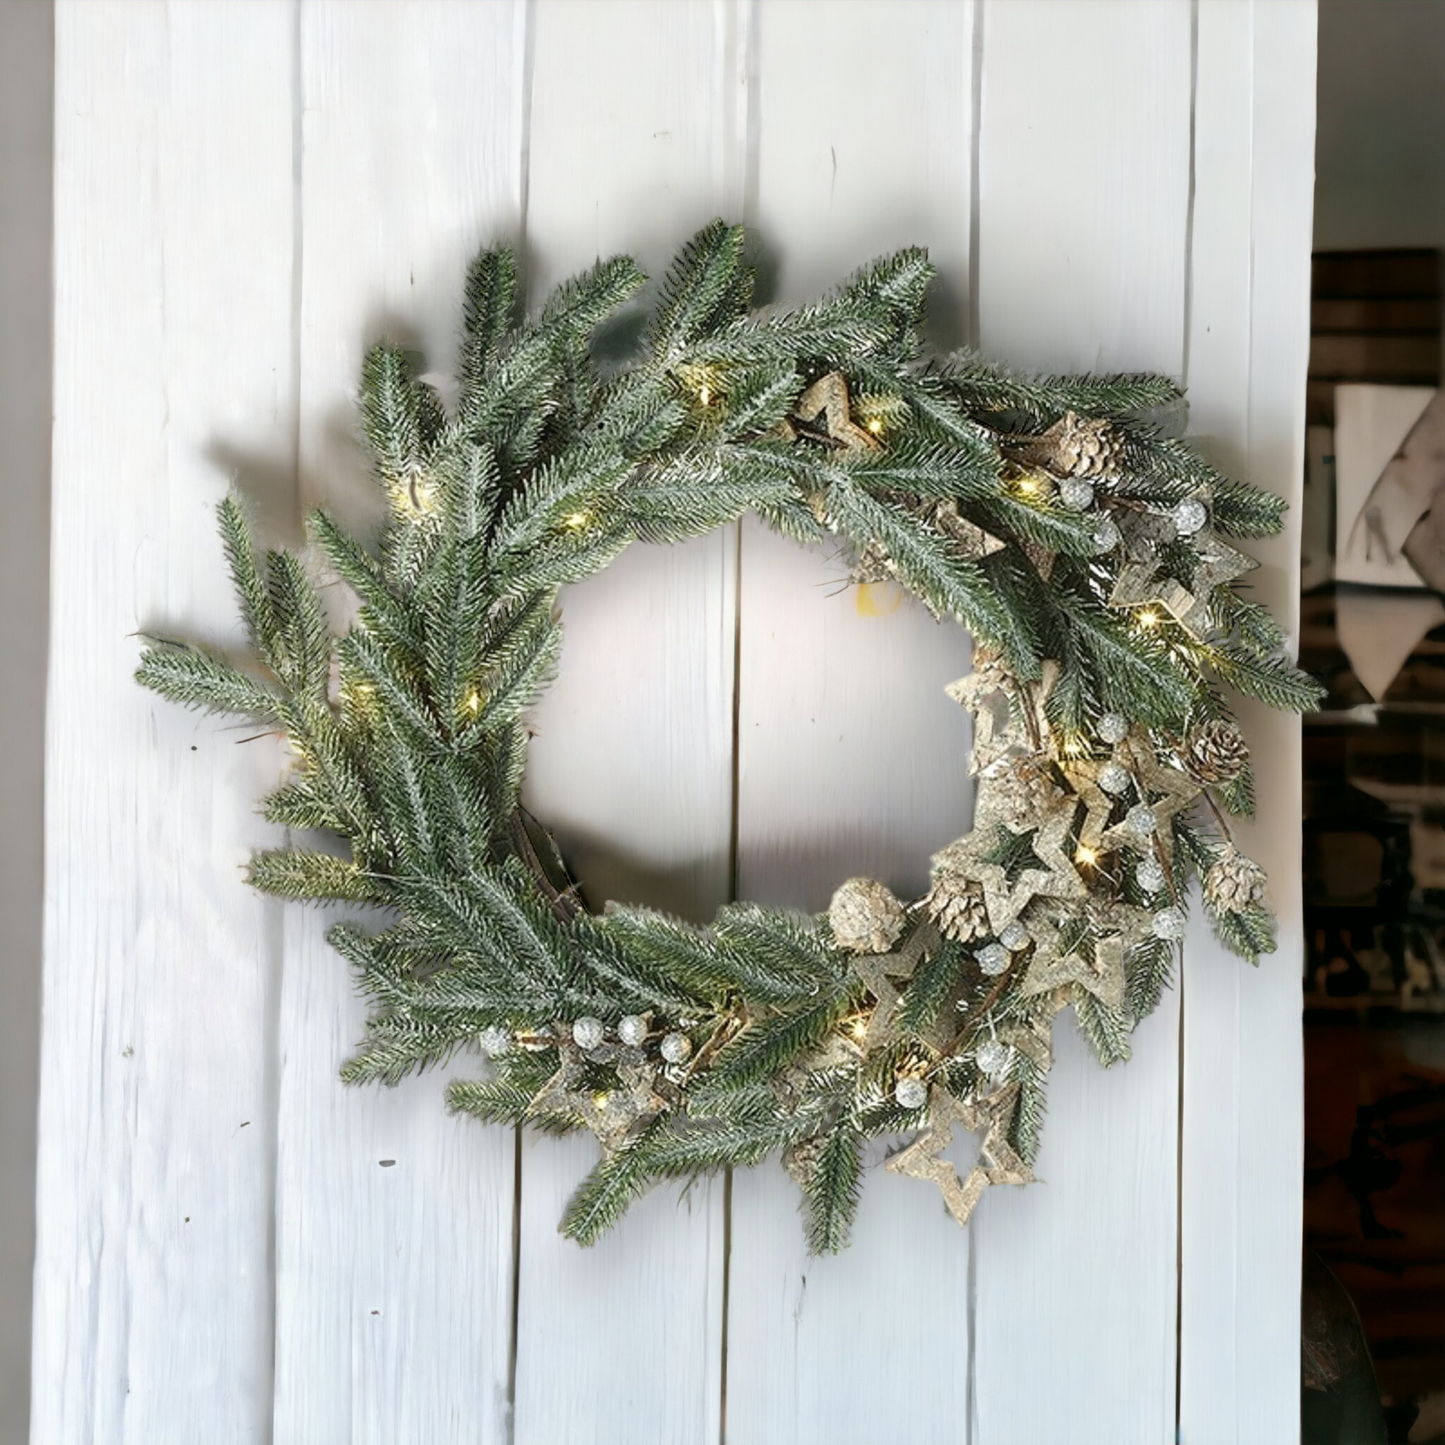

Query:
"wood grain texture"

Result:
[[725, 5, 978, 1441], [0, 2, 51, 1439], [30, 4, 1318, 1437], [33, 4, 296, 1440], [970, 4, 1192, 1440], [274, 5, 525, 1440], [1180, 4, 1316, 1441], [513, 4, 746, 1438]]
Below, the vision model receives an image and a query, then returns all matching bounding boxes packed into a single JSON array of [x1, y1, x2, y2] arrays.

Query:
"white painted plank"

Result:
[[1180, 4, 1315, 1441], [512, 3, 748, 1438], [726, 4, 977, 1440], [0, 2, 52, 1437], [34, 4, 295, 1440], [274, 5, 525, 1440], [971, 4, 1192, 1439]]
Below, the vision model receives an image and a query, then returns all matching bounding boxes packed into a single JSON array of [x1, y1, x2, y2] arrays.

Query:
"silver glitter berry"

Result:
[[660, 1032, 693, 1065], [480, 1025, 512, 1058], [1097, 713, 1129, 744], [1058, 477, 1095, 511], [1092, 517, 1121, 553], [572, 1016, 606, 1051], [1098, 762, 1132, 796], [975, 942, 1010, 976], [1124, 804, 1157, 837], [895, 1077, 930, 1111], [1172, 499, 1208, 536], [976, 1039, 1013, 1080], [999, 921, 1030, 952], [1152, 906, 1188, 941], [1136, 858, 1167, 893], [617, 1015, 648, 1048]]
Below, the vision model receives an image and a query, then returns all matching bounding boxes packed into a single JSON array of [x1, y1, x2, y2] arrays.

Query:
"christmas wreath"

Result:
[[138, 222, 1321, 1252]]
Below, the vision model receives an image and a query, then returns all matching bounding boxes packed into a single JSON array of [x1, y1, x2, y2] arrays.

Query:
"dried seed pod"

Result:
[[828, 877, 907, 955]]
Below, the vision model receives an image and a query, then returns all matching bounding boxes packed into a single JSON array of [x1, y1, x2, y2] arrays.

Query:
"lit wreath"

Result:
[[139, 223, 1320, 1252]]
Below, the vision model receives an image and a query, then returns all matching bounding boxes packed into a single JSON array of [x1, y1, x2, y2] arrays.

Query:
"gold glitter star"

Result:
[[887, 1084, 1034, 1227], [1098, 738, 1200, 871], [529, 1041, 669, 1154], [948, 804, 1087, 934], [1020, 931, 1126, 1011], [851, 924, 937, 1050]]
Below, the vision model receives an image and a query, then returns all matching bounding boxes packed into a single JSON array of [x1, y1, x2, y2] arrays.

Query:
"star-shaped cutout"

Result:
[[782, 371, 881, 453], [944, 806, 1087, 934], [886, 1084, 1034, 1228]]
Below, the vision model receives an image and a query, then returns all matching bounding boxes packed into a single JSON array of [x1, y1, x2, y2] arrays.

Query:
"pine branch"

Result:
[[135, 640, 281, 722], [247, 848, 387, 903], [802, 1120, 864, 1254]]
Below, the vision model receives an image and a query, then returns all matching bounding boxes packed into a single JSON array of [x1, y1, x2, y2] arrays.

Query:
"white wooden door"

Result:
[[31, 2, 1316, 1441]]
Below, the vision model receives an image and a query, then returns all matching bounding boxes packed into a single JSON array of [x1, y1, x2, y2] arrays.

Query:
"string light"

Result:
[[1075, 845, 1099, 867], [563, 511, 591, 531], [1137, 608, 1161, 630], [465, 690, 482, 715], [1017, 474, 1043, 498], [404, 469, 437, 516], [698, 382, 711, 407], [866, 417, 884, 436]]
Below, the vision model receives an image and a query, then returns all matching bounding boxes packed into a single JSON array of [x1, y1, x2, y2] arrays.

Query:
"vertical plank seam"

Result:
[[721, 4, 760, 1436], [266, 2, 308, 1436], [967, 0, 984, 354], [506, 1128, 522, 1445], [508, 4, 536, 1439], [1177, 10, 1200, 1435], [1236, 9, 1257, 1435]]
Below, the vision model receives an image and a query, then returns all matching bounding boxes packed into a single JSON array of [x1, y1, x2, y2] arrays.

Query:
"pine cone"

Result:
[[829, 877, 907, 955], [1018, 411, 1125, 480], [1204, 849, 1269, 912], [1183, 719, 1249, 783], [992, 754, 1061, 829], [926, 871, 990, 943]]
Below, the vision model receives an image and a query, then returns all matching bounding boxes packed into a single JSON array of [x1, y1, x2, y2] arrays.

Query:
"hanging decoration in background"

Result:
[[137, 222, 1322, 1253]]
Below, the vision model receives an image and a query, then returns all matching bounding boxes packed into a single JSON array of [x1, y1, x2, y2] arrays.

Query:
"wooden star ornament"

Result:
[[529, 1041, 669, 1154], [947, 807, 1088, 934], [851, 923, 939, 1049], [781, 371, 882, 453], [887, 1084, 1034, 1228], [1098, 740, 1201, 871]]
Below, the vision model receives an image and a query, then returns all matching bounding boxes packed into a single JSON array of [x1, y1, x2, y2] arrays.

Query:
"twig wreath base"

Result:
[[138, 223, 1320, 1253]]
